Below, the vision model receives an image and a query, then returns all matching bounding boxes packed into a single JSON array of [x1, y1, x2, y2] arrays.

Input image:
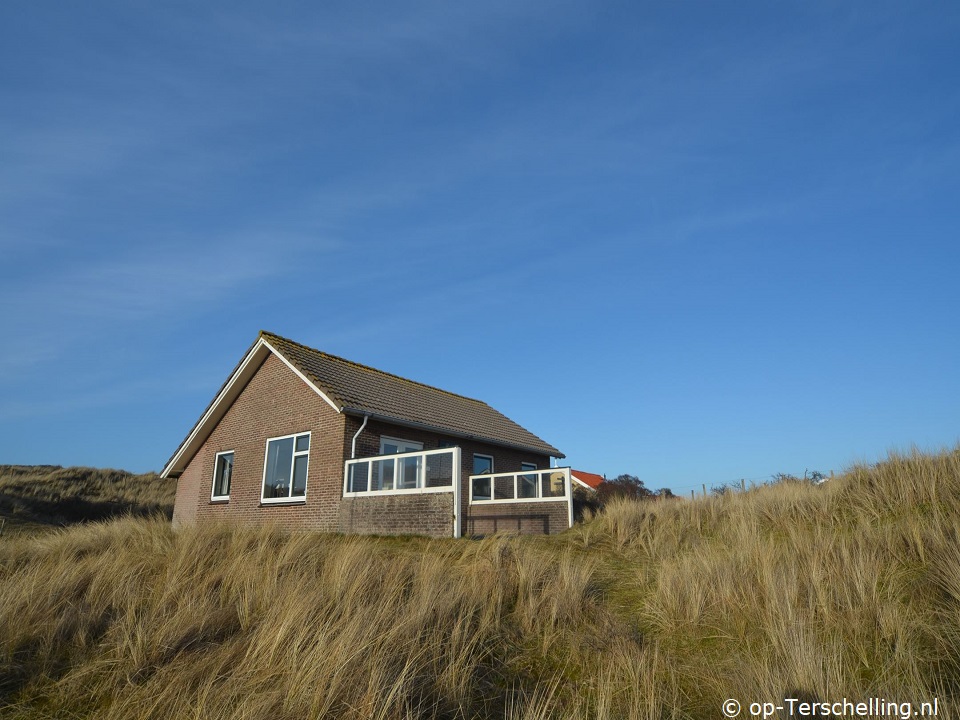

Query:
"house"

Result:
[[571, 470, 605, 491], [161, 331, 572, 537]]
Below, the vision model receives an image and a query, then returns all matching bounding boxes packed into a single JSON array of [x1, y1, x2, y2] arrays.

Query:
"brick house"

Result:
[[161, 331, 572, 537]]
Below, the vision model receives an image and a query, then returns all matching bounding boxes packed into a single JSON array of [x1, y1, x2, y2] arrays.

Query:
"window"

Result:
[[473, 454, 494, 475], [262, 432, 310, 502], [212, 451, 234, 500], [519, 462, 538, 499], [380, 437, 423, 454], [379, 437, 423, 490], [471, 454, 494, 501], [344, 446, 457, 495], [543, 471, 566, 497]]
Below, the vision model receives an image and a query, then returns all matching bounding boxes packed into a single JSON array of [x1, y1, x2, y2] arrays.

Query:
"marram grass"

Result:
[[2, 448, 960, 719]]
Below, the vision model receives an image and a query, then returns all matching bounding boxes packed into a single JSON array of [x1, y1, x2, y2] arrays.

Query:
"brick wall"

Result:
[[172, 353, 347, 531], [345, 416, 562, 535], [339, 493, 454, 537], [466, 500, 569, 536], [171, 352, 565, 537]]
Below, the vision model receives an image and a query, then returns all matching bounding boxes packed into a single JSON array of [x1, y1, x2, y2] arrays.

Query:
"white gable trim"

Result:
[[571, 474, 598, 492], [160, 337, 341, 478], [260, 338, 341, 414]]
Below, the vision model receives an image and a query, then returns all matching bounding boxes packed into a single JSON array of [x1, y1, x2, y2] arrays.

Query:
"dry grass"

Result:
[[0, 465, 175, 533], [2, 448, 959, 718]]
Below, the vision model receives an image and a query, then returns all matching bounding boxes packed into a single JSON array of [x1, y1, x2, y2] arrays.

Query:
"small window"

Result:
[[212, 451, 234, 500], [471, 454, 494, 501], [473, 454, 493, 475], [379, 437, 423, 454], [262, 432, 310, 502]]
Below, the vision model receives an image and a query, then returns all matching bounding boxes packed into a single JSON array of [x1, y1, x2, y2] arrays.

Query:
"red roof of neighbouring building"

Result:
[[571, 470, 605, 490]]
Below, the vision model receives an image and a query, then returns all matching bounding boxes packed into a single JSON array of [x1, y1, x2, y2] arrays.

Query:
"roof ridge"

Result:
[[260, 330, 489, 406]]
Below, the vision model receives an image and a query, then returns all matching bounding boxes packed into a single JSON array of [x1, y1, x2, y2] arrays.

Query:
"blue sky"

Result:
[[1, 1, 958, 494]]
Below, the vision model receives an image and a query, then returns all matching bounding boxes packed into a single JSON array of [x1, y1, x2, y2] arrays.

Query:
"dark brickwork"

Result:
[[345, 416, 563, 536], [173, 353, 347, 531], [172, 352, 568, 537], [339, 493, 454, 537], [466, 500, 570, 536]]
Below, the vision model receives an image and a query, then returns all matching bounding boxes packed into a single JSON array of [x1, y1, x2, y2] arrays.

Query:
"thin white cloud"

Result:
[[0, 230, 339, 376], [0, 367, 215, 423]]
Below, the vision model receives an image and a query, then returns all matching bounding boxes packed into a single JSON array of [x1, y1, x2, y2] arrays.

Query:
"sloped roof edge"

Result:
[[162, 334, 349, 478], [263, 331, 563, 457], [161, 331, 564, 478], [571, 470, 605, 491], [340, 407, 566, 458], [161, 337, 265, 478]]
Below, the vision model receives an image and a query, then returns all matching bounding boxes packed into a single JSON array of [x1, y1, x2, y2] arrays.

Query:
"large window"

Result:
[[262, 432, 310, 502], [344, 446, 458, 496], [211, 451, 234, 501], [469, 467, 571, 504]]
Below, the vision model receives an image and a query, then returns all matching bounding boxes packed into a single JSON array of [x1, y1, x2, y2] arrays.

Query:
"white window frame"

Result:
[[211, 450, 234, 502], [470, 467, 571, 500], [378, 436, 423, 490], [379, 436, 424, 454], [473, 454, 494, 474], [260, 431, 311, 504], [519, 461, 538, 499], [471, 454, 495, 500], [343, 446, 459, 497]]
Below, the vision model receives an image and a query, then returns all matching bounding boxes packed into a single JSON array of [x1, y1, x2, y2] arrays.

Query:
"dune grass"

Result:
[[2, 448, 959, 718], [0, 465, 175, 534]]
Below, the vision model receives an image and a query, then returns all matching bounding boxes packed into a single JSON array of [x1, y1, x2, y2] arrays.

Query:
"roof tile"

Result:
[[261, 331, 563, 457]]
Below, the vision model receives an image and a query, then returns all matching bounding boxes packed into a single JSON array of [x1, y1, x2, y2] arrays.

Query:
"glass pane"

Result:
[[425, 452, 453, 488], [295, 434, 310, 452], [398, 455, 420, 489], [494, 475, 514, 500], [518, 472, 537, 498], [473, 455, 492, 475], [373, 458, 395, 491], [381, 439, 422, 455], [541, 472, 566, 498], [472, 476, 491, 501], [264, 437, 294, 498], [214, 453, 233, 497], [292, 455, 308, 496], [348, 463, 369, 492]]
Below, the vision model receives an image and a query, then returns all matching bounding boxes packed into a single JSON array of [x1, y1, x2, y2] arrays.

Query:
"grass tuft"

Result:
[[3, 448, 960, 717]]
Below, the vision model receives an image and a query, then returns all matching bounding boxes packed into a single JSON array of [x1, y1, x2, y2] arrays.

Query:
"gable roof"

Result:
[[571, 470, 605, 491], [161, 331, 563, 478]]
